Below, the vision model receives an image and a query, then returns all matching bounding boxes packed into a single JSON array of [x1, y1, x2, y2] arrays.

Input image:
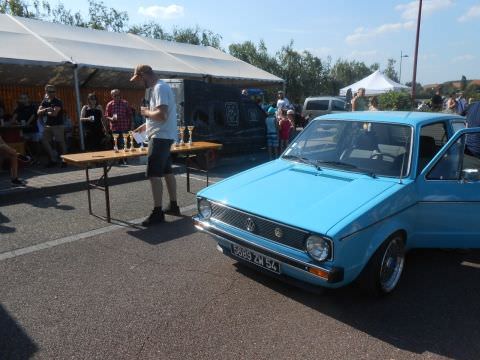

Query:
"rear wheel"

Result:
[[359, 233, 405, 296]]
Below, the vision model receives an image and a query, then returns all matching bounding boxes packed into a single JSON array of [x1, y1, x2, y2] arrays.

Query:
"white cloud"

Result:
[[305, 47, 332, 57], [451, 54, 475, 63], [395, 0, 454, 20], [458, 4, 480, 22], [138, 4, 184, 19], [345, 22, 412, 44]]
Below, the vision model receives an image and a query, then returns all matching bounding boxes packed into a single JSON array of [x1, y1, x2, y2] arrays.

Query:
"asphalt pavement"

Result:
[[1, 152, 480, 359]]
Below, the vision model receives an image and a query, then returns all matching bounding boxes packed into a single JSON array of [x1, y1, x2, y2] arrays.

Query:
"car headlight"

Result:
[[306, 235, 331, 262], [198, 198, 212, 219]]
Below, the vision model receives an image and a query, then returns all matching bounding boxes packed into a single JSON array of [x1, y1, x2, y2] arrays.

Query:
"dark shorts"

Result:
[[146, 138, 173, 178]]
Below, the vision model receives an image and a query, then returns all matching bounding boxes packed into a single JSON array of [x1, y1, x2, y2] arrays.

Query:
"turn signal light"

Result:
[[308, 267, 329, 280]]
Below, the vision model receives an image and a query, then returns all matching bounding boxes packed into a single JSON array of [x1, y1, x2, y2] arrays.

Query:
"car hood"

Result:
[[198, 160, 397, 235]]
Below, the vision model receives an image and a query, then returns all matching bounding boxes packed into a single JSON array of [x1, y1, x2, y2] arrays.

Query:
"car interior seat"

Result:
[[418, 135, 438, 174]]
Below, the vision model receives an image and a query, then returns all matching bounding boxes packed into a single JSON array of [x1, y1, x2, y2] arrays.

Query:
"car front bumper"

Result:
[[193, 215, 344, 288]]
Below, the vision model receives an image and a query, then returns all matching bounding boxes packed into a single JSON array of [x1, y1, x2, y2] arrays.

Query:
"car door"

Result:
[[415, 128, 480, 248]]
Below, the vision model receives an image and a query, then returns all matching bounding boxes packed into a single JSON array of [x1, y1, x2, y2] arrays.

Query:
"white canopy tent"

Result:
[[0, 14, 283, 149], [339, 70, 410, 96]]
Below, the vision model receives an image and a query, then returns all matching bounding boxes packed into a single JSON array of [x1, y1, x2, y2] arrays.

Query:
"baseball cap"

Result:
[[287, 109, 295, 115], [130, 64, 154, 81]]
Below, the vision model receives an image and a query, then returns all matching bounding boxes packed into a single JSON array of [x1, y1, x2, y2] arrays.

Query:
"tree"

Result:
[[329, 59, 376, 94], [171, 26, 222, 48], [128, 23, 170, 40], [383, 58, 399, 82], [0, 0, 37, 17], [460, 75, 467, 91]]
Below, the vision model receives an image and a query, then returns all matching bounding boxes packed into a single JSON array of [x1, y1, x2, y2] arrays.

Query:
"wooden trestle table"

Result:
[[61, 141, 222, 222]]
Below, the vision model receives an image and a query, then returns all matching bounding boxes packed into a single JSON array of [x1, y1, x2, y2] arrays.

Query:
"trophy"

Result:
[[123, 133, 129, 152], [129, 131, 136, 151], [113, 133, 119, 152], [187, 125, 195, 146], [179, 126, 186, 146]]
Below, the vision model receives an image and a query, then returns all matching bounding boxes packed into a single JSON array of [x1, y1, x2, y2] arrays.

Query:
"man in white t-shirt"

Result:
[[131, 64, 180, 226], [276, 91, 290, 111]]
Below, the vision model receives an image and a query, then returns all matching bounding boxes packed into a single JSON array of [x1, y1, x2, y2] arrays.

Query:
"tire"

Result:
[[359, 232, 406, 296]]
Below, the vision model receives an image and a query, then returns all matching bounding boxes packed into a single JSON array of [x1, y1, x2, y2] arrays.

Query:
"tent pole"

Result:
[[73, 65, 85, 151]]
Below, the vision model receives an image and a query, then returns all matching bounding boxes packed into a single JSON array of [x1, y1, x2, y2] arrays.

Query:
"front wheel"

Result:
[[359, 233, 405, 296]]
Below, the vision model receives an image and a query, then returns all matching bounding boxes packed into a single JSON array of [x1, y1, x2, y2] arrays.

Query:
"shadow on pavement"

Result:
[[25, 195, 75, 211], [233, 249, 480, 360], [0, 304, 38, 359], [127, 216, 196, 245], [0, 212, 15, 234]]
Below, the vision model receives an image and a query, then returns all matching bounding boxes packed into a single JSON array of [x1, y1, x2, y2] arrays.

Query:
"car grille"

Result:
[[210, 203, 309, 250]]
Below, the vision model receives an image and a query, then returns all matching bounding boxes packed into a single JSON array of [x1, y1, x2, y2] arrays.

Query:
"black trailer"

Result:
[[164, 79, 267, 154]]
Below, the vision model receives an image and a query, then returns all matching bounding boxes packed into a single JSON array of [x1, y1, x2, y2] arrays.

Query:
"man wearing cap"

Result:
[[130, 65, 180, 226], [37, 84, 67, 167]]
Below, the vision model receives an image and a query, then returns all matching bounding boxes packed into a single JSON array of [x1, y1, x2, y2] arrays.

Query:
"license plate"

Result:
[[231, 244, 280, 274]]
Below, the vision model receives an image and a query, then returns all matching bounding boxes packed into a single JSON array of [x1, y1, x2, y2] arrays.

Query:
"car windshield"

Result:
[[283, 119, 412, 177]]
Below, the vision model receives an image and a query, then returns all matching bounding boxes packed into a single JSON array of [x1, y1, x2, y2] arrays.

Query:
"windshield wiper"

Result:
[[283, 155, 322, 170], [315, 160, 377, 178]]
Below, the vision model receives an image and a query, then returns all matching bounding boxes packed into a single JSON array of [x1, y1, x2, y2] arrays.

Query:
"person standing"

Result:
[[445, 93, 457, 114], [352, 88, 367, 111], [430, 89, 443, 112], [12, 94, 40, 162], [456, 92, 467, 115], [369, 96, 379, 111], [37, 84, 67, 167], [130, 65, 180, 226], [465, 101, 480, 158], [279, 109, 292, 152], [80, 93, 105, 151], [276, 91, 290, 110], [265, 107, 279, 159], [105, 89, 132, 150]]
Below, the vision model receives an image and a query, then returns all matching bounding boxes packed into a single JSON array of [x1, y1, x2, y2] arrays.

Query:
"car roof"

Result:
[[305, 96, 345, 101], [317, 111, 465, 127]]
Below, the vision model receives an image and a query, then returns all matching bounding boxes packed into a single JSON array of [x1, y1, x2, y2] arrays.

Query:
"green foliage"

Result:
[[383, 58, 399, 82], [329, 59, 378, 94], [465, 82, 480, 100], [0, 0, 37, 17], [461, 75, 467, 91], [378, 91, 412, 111]]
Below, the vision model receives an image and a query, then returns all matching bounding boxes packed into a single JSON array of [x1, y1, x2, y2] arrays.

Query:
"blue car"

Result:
[[194, 112, 479, 295]]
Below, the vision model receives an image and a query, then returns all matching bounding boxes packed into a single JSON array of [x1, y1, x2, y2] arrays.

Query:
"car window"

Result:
[[427, 132, 480, 180], [305, 100, 329, 111], [451, 120, 466, 133], [332, 100, 345, 111], [284, 120, 412, 177], [418, 122, 448, 174]]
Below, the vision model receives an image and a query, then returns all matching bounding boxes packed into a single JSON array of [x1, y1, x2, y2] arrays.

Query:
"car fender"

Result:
[[334, 217, 411, 285]]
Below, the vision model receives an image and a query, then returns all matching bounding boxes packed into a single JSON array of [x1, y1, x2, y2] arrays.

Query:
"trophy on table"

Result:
[[129, 131, 136, 151], [187, 125, 195, 146], [123, 133, 130, 152], [113, 133, 119, 152], [179, 126, 186, 146]]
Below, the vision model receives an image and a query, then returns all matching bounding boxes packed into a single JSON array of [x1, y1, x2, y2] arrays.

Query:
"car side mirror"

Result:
[[461, 169, 480, 183]]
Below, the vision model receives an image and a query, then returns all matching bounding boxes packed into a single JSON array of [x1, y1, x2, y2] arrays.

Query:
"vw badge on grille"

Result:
[[274, 227, 283, 238], [245, 217, 256, 232]]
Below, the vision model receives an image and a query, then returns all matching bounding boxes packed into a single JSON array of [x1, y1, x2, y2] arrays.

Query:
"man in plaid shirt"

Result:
[[105, 89, 132, 149]]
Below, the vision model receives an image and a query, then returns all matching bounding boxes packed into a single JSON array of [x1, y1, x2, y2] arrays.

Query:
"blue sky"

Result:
[[59, 0, 480, 85]]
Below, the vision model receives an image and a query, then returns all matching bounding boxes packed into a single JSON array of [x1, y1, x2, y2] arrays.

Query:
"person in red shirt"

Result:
[[279, 108, 293, 152], [105, 89, 132, 150]]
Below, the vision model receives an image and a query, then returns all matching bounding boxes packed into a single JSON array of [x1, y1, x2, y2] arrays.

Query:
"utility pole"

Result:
[[399, 51, 408, 84], [411, 0, 423, 106]]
